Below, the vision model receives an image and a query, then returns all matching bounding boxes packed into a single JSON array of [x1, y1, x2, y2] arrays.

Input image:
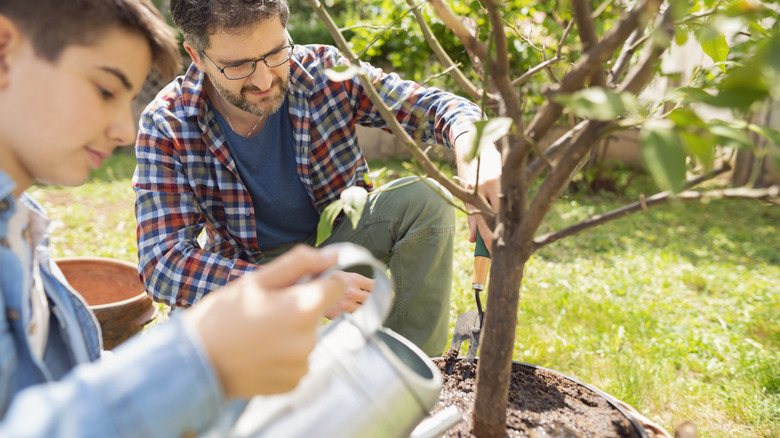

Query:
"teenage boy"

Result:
[[134, 0, 502, 356], [0, 0, 344, 435]]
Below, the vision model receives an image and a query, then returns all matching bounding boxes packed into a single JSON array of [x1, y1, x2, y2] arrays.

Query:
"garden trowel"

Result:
[[446, 231, 491, 374]]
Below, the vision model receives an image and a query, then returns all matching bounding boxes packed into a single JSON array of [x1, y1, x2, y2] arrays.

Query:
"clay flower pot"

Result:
[[433, 356, 671, 437], [55, 257, 158, 350]]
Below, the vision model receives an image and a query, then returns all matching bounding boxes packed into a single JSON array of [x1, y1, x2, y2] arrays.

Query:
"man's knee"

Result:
[[387, 176, 455, 223]]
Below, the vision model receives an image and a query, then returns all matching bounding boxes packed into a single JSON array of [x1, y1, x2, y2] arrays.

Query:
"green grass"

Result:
[[28, 150, 139, 263], [31, 153, 779, 437]]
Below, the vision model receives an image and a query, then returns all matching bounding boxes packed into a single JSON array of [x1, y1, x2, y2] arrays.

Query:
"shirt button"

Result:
[[29, 322, 36, 335], [0, 238, 9, 248], [7, 309, 19, 321], [0, 199, 9, 212], [245, 211, 251, 217]]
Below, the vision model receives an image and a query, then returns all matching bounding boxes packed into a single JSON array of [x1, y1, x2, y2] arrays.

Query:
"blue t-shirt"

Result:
[[214, 97, 320, 250]]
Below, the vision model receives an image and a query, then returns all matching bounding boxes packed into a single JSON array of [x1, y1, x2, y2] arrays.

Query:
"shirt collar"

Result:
[[0, 168, 18, 202]]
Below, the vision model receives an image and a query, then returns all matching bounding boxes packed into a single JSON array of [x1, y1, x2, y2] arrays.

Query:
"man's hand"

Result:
[[323, 271, 374, 319], [182, 245, 346, 398], [454, 133, 503, 254]]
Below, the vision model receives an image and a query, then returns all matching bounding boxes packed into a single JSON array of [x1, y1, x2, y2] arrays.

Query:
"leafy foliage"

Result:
[[303, 0, 780, 435]]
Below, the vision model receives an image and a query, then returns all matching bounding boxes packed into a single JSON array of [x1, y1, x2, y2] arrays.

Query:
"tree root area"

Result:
[[432, 350, 644, 437]]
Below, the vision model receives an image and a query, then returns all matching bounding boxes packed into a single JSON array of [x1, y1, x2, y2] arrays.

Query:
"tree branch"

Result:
[[611, 0, 725, 87], [427, 0, 488, 61], [618, 1, 678, 95], [609, 29, 644, 87], [482, 0, 524, 135], [572, 0, 607, 87], [405, 0, 490, 103], [532, 166, 742, 250], [307, 0, 495, 220], [521, 2, 673, 241], [525, 121, 588, 183], [512, 56, 566, 87], [520, 120, 611, 241], [521, 0, 662, 160], [556, 18, 575, 60]]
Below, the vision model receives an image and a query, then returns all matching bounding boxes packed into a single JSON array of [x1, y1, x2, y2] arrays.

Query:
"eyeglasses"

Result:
[[201, 41, 294, 80]]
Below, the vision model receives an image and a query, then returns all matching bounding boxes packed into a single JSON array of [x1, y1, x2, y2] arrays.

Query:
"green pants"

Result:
[[262, 177, 455, 356]]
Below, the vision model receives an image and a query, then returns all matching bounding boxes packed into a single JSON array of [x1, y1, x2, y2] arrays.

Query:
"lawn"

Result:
[[30, 149, 780, 437]]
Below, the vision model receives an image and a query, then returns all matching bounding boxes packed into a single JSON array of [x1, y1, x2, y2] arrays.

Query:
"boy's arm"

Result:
[[0, 316, 227, 438], [133, 109, 257, 308], [0, 246, 345, 438]]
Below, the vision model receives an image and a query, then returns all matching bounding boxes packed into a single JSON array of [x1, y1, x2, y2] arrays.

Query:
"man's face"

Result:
[[193, 17, 291, 118]]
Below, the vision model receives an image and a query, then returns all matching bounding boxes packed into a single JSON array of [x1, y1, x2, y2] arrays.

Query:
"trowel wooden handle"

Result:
[[472, 232, 491, 291]]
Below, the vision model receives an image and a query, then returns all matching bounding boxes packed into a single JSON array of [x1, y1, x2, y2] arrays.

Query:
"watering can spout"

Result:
[[409, 406, 463, 438]]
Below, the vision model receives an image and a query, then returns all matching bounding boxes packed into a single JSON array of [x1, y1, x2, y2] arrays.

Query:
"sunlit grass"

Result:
[[28, 151, 138, 263], [30, 153, 780, 437]]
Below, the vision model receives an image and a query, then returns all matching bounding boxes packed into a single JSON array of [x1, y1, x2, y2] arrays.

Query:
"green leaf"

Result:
[[364, 167, 388, 184], [316, 199, 344, 246], [770, 145, 780, 177], [695, 27, 729, 71], [324, 64, 363, 82], [674, 27, 689, 47], [724, 0, 771, 17], [708, 120, 755, 150], [340, 186, 368, 229], [679, 131, 716, 169], [748, 123, 780, 173], [463, 117, 513, 162], [553, 87, 639, 121], [664, 87, 714, 105], [641, 121, 687, 193], [668, 107, 705, 128], [747, 124, 780, 147], [706, 89, 768, 110]]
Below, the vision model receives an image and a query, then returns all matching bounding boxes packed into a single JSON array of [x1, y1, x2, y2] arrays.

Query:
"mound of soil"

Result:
[[432, 350, 647, 438]]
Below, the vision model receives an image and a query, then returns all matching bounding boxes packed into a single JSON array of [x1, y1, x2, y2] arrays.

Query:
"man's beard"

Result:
[[208, 69, 290, 118]]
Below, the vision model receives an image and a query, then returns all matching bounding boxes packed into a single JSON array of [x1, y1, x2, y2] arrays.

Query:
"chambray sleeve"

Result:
[[134, 107, 256, 308], [0, 316, 228, 438], [349, 57, 483, 149]]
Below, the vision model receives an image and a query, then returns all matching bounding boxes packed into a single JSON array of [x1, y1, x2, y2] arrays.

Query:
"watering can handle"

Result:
[[319, 243, 393, 337]]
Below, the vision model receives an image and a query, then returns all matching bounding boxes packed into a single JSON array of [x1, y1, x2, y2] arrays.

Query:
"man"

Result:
[[0, 0, 344, 435], [135, 0, 501, 355]]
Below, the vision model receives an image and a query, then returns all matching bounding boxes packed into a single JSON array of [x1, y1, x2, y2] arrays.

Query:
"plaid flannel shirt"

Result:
[[133, 44, 482, 307]]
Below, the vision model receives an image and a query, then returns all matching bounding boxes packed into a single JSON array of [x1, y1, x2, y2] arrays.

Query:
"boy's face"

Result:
[[0, 24, 152, 194], [186, 16, 290, 119]]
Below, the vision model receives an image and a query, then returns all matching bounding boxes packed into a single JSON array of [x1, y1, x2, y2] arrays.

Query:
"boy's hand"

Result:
[[182, 245, 345, 398]]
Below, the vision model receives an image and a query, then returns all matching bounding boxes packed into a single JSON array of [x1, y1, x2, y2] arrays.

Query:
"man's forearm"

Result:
[[138, 237, 257, 307]]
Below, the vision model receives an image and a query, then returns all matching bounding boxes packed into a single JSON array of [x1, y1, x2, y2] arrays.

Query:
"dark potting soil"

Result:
[[432, 349, 644, 438]]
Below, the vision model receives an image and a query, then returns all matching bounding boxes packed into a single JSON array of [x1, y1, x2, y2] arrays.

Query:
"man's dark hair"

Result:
[[170, 0, 290, 52], [0, 0, 182, 79]]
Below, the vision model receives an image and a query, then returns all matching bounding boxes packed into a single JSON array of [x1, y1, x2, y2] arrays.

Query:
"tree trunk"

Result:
[[472, 225, 531, 437]]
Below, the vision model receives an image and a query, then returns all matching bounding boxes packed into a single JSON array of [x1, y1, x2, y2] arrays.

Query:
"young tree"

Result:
[[309, 0, 780, 436]]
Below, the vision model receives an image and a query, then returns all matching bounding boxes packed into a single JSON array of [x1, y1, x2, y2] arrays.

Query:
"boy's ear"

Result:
[[0, 14, 23, 88], [183, 41, 204, 71]]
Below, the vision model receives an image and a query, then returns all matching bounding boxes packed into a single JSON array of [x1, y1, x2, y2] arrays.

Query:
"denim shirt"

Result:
[[0, 170, 227, 437]]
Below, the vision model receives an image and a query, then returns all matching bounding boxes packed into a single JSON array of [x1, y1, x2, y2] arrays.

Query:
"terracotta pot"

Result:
[[54, 257, 158, 350], [434, 357, 672, 437]]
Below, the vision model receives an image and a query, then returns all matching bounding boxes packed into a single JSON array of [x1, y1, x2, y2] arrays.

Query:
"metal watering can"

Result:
[[227, 243, 458, 438]]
